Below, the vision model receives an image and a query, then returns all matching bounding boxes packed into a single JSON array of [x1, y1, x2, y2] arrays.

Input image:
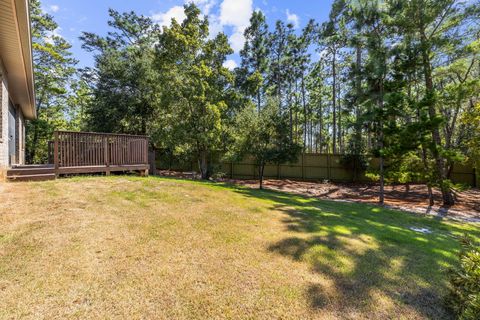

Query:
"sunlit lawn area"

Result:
[[1, 176, 478, 319]]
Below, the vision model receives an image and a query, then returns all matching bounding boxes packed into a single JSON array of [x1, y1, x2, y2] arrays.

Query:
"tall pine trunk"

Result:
[[420, 31, 454, 206], [353, 43, 362, 182], [378, 79, 385, 205], [301, 75, 307, 151], [332, 48, 337, 154]]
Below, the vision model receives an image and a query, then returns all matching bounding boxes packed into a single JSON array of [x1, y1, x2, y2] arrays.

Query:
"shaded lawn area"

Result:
[[0, 176, 479, 319]]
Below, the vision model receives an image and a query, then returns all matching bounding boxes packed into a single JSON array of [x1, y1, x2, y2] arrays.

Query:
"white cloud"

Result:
[[229, 31, 245, 52], [50, 5, 59, 12], [44, 27, 62, 44], [152, 0, 253, 52], [220, 0, 252, 29], [220, 0, 252, 52], [286, 9, 299, 29], [223, 59, 237, 70], [151, 6, 186, 27], [208, 16, 224, 38]]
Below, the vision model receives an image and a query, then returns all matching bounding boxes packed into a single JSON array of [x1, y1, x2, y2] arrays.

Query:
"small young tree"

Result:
[[231, 99, 301, 189]]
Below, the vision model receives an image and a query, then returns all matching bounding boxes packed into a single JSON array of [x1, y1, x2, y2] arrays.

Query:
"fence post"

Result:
[[474, 164, 479, 188], [230, 162, 233, 179], [143, 138, 149, 176], [301, 153, 305, 180], [327, 153, 331, 181], [104, 136, 110, 176], [53, 131, 59, 178]]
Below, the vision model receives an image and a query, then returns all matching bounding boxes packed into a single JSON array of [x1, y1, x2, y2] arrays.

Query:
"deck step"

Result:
[[7, 167, 55, 176], [7, 173, 56, 182]]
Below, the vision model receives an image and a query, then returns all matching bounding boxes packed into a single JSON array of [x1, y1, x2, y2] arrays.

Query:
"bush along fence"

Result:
[[155, 153, 478, 187]]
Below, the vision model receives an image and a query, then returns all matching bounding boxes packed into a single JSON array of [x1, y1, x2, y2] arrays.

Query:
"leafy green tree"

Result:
[[73, 0, 480, 197], [155, 4, 235, 179], [66, 78, 91, 131], [26, 0, 77, 163], [230, 99, 301, 189], [80, 10, 160, 135]]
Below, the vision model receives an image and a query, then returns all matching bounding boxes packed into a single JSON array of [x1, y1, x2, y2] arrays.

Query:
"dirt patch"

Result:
[[158, 170, 480, 222]]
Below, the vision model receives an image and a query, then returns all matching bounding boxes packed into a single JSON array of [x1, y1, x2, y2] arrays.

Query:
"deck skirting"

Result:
[[56, 164, 149, 175], [7, 164, 149, 181]]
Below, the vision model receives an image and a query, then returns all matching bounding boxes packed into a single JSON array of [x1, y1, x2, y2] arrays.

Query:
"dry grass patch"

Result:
[[0, 176, 478, 319]]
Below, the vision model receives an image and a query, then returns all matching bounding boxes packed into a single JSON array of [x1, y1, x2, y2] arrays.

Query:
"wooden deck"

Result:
[[7, 131, 149, 181]]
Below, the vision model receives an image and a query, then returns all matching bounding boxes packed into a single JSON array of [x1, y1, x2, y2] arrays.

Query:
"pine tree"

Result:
[[238, 11, 270, 111], [80, 9, 160, 135], [26, 0, 77, 164], [155, 4, 234, 179]]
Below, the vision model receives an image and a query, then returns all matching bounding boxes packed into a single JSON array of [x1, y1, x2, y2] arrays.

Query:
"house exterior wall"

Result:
[[0, 60, 26, 171], [0, 63, 8, 170]]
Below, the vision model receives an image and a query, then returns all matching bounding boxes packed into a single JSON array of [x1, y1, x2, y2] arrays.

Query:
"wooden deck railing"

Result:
[[51, 131, 149, 176]]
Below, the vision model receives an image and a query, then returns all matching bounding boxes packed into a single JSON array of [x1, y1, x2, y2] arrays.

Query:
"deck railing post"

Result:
[[54, 131, 59, 178], [143, 137, 149, 176], [104, 136, 110, 176]]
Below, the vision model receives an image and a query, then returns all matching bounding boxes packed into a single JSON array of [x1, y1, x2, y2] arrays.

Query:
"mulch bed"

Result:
[[157, 170, 480, 223]]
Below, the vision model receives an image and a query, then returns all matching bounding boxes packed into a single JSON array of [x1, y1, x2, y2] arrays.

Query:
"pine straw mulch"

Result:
[[158, 170, 480, 223]]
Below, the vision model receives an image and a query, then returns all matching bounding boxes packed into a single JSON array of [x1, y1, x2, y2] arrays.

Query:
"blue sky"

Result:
[[41, 0, 334, 69]]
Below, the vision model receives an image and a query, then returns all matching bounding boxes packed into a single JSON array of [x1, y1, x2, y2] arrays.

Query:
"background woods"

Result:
[[26, 0, 480, 206]]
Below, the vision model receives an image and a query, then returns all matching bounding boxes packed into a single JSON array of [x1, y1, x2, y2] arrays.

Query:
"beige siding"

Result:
[[0, 61, 27, 168], [0, 64, 8, 168]]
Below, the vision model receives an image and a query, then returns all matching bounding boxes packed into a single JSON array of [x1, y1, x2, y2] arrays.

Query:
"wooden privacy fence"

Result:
[[50, 131, 149, 176], [156, 153, 477, 187]]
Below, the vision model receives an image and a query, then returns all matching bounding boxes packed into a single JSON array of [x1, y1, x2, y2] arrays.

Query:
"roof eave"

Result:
[[15, 0, 36, 120], [0, 0, 36, 120]]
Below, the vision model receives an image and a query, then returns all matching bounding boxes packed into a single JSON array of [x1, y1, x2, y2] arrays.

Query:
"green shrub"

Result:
[[447, 236, 480, 320]]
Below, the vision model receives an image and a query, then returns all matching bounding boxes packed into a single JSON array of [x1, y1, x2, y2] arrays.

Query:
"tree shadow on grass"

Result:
[[226, 185, 480, 319]]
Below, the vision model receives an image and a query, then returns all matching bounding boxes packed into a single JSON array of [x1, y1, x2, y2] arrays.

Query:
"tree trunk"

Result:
[[353, 43, 362, 182], [288, 84, 293, 141], [332, 48, 337, 154], [319, 94, 323, 153], [301, 75, 307, 151], [259, 162, 265, 190], [420, 31, 454, 206], [422, 146, 434, 206], [379, 155, 385, 205], [338, 88, 342, 154], [378, 79, 385, 205], [199, 150, 209, 180], [28, 124, 39, 164]]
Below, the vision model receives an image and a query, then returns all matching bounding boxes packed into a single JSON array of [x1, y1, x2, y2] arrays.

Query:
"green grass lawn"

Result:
[[0, 176, 478, 319]]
